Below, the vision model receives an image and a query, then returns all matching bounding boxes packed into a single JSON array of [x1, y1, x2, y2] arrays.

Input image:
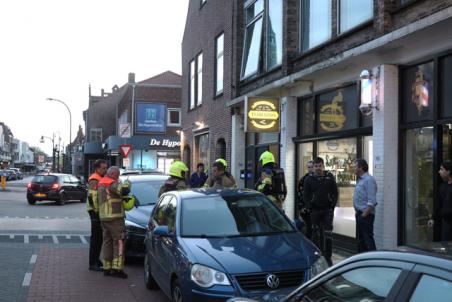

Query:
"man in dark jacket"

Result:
[[303, 157, 338, 266], [438, 160, 452, 241], [297, 160, 314, 239], [190, 163, 208, 188]]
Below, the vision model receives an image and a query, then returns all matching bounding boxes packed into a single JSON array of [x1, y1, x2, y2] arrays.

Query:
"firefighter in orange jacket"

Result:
[[98, 166, 135, 278], [87, 159, 108, 272]]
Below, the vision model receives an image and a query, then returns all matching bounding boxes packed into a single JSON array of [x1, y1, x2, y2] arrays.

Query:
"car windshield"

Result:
[[181, 195, 295, 237], [130, 181, 162, 206], [32, 175, 58, 183]]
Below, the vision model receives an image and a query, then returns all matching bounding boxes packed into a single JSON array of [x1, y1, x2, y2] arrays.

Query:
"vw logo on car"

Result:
[[265, 274, 280, 289]]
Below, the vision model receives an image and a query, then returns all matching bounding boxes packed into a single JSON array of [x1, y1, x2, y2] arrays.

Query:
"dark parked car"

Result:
[[144, 189, 327, 302], [10, 168, 23, 179], [120, 174, 168, 259], [228, 247, 452, 302], [26, 173, 87, 205], [3, 169, 17, 181]]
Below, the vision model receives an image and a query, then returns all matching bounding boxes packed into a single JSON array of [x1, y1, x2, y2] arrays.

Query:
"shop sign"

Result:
[[319, 91, 347, 132], [411, 67, 429, 116], [245, 97, 280, 133], [150, 138, 181, 148], [136, 102, 166, 133]]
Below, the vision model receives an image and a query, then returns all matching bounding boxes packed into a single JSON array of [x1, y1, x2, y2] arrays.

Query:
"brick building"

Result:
[[181, 0, 234, 174], [182, 0, 452, 254]]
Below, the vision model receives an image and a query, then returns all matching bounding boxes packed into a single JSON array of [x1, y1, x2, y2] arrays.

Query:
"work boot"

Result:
[[110, 269, 128, 279]]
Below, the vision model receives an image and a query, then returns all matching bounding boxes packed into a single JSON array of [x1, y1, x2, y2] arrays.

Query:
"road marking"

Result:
[[24, 235, 29, 244], [22, 273, 32, 286], [52, 235, 59, 244], [79, 235, 87, 244], [30, 254, 37, 264]]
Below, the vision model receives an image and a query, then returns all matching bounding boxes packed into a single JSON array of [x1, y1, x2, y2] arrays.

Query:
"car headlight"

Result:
[[125, 220, 146, 233], [190, 264, 231, 288], [311, 256, 329, 277]]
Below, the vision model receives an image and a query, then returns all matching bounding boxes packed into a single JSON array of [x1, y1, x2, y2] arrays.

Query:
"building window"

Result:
[[189, 60, 195, 109], [196, 133, 210, 170], [241, 0, 283, 79], [300, 0, 332, 51], [167, 108, 181, 126], [197, 53, 203, 105], [215, 33, 224, 96], [90, 128, 102, 142], [338, 0, 374, 33], [215, 138, 226, 159]]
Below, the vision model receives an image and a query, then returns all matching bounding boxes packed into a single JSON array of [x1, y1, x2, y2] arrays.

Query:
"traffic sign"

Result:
[[119, 144, 132, 158]]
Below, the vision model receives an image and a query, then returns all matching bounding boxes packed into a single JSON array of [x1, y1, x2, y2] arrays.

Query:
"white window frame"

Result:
[[90, 128, 102, 142], [189, 60, 196, 110], [215, 33, 224, 96], [196, 53, 203, 106], [167, 108, 181, 127]]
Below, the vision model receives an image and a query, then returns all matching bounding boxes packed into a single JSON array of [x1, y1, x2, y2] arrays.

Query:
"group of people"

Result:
[[87, 159, 135, 278], [297, 157, 377, 266]]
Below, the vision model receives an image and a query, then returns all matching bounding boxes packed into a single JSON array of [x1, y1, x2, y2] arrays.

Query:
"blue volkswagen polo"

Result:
[[144, 189, 328, 302]]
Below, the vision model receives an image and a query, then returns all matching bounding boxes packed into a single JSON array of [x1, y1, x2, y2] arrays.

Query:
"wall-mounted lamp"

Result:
[[194, 121, 205, 129], [359, 69, 379, 116]]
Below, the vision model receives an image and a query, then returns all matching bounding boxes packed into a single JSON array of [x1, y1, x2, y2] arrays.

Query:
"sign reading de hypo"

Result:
[[245, 97, 280, 133], [149, 138, 181, 148]]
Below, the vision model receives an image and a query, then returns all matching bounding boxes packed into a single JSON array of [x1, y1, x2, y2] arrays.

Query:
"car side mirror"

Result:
[[153, 225, 172, 237]]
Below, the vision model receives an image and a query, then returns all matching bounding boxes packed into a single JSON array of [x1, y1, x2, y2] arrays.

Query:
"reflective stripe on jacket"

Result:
[[98, 176, 125, 221], [86, 172, 103, 212]]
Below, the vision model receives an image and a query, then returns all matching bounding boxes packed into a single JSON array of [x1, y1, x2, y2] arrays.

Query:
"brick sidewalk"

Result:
[[27, 248, 167, 302]]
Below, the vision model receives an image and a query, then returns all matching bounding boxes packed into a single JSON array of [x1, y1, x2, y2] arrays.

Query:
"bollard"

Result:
[[1, 175, 6, 191]]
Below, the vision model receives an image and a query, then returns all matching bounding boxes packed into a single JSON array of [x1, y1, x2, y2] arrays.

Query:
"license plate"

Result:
[[35, 193, 46, 197]]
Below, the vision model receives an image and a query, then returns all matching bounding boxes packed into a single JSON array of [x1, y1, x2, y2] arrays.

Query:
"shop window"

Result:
[[215, 33, 224, 96], [257, 132, 279, 144], [440, 55, 452, 118], [442, 124, 452, 162], [299, 97, 315, 136], [297, 142, 313, 178], [215, 138, 226, 159], [90, 128, 102, 142], [402, 61, 434, 123], [404, 127, 434, 247], [317, 85, 359, 134], [241, 0, 283, 79], [338, 0, 374, 34], [183, 145, 191, 172], [300, 0, 332, 52], [318, 137, 357, 238], [167, 109, 181, 127]]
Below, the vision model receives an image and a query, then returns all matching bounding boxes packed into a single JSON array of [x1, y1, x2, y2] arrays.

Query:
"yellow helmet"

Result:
[[259, 151, 275, 166], [123, 195, 136, 211], [169, 161, 189, 178], [215, 158, 227, 168]]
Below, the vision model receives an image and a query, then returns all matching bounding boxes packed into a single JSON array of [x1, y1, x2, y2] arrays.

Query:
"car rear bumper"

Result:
[[27, 190, 60, 200]]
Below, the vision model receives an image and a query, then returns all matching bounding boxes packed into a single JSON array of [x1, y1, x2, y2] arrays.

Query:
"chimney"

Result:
[[88, 83, 92, 97], [128, 73, 135, 84]]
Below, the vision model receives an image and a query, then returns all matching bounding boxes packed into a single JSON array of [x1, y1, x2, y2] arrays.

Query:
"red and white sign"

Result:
[[119, 144, 132, 158]]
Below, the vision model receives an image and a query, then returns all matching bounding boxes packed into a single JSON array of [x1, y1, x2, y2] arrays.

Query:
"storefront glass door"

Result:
[[404, 127, 434, 246]]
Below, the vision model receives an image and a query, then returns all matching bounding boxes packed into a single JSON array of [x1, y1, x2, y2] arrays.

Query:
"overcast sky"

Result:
[[0, 0, 189, 155]]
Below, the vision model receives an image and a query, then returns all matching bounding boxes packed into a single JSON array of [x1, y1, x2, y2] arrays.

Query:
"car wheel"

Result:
[[144, 253, 159, 290], [27, 197, 36, 205], [57, 193, 67, 205], [171, 279, 184, 302]]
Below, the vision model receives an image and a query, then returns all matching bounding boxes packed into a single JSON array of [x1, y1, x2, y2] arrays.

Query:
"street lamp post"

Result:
[[46, 98, 72, 173], [40, 134, 55, 171]]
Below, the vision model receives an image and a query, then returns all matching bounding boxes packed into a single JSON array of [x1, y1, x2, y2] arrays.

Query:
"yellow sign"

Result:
[[319, 92, 346, 132], [246, 97, 280, 132]]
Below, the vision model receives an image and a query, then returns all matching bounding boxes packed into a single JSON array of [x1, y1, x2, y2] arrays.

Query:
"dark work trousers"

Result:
[[355, 212, 376, 253], [442, 218, 452, 241], [311, 209, 334, 266], [88, 211, 103, 266], [300, 210, 313, 240]]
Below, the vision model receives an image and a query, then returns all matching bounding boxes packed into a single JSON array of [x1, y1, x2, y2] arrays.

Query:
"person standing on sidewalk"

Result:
[[190, 163, 208, 188], [303, 157, 338, 266], [353, 158, 378, 252], [98, 166, 134, 278], [438, 161, 452, 241], [204, 159, 237, 189], [86, 159, 108, 272], [297, 160, 314, 239]]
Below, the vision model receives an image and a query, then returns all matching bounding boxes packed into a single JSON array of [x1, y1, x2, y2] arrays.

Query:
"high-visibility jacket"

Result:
[[203, 172, 237, 189], [98, 176, 127, 221], [86, 172, 103, 213]]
